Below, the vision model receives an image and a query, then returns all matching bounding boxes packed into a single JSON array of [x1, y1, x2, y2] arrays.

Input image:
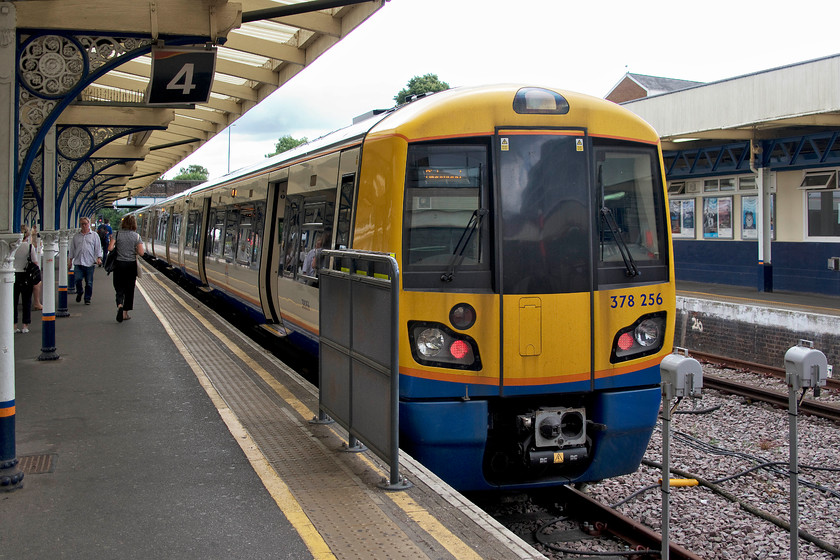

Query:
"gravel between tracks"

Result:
[[577, 363, 840, 560]]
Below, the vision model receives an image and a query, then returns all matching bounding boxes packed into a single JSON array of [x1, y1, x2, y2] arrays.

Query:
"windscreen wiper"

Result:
[[600, 206, 639, 277], [441, 208, 487, 282]]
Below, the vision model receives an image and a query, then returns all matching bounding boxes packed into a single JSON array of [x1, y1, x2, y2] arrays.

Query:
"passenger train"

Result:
[[135, 85, 675, 491]]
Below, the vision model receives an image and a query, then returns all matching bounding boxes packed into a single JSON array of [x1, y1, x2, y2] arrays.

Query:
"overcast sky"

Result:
[[165, 0, 840, 180]]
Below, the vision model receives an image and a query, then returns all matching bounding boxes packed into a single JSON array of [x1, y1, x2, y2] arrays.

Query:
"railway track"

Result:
[[485, 486, 704, 560], [690, 350, 840, 422]]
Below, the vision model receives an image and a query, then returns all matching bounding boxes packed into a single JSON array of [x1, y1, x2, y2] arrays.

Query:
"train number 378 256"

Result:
[[610, 293, 663, 309]]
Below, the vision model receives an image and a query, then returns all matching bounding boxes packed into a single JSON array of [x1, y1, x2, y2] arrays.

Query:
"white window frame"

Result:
[[803, 188, 840, 242]]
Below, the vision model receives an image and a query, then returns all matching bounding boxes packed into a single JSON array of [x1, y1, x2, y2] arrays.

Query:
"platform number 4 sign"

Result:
[[146, 47, 216, 105]]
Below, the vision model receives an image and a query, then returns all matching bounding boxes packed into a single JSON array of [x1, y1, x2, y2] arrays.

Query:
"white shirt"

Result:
[[69, 230, 102, 267], [13, 241, 36, 273]]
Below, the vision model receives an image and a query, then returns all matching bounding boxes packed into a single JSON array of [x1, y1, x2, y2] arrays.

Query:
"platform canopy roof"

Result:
[[621, 54, 840, 152], [13, 0, 385, 210]]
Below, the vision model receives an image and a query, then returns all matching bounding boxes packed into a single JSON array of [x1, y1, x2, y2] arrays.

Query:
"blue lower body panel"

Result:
[[400, 399, 489, 491], [575, 386, 661, 481], [399, 386, 661, 492]]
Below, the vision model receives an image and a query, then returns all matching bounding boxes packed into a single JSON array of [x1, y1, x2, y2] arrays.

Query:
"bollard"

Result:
[[784, 340, 828, 560], [659, 348, 703, 560]]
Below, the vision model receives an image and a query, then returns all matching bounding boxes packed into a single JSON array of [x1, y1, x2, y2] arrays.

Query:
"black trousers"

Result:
[[13, 273, 33, 325], [113, 259, 138, 311]]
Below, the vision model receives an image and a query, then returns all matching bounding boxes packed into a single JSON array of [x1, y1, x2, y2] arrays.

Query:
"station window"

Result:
[[738, 176, 757, 190], [803, 170, 840, 238], [668, 182, 685, 195], [703, 177, 740, 193], [807, 191, 840, 237], [800, 170, 837, 190]]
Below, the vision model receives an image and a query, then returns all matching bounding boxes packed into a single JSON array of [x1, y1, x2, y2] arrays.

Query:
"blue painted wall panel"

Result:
[[673, 240, 756, 287], [674, 240, 840, 296]]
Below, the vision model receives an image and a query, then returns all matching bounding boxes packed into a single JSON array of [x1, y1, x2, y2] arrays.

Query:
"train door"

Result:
[[196, 196, 211, 286], [334, 148, 359, 251], [260, 177, 288, 325], [496, 129, 593, 393]]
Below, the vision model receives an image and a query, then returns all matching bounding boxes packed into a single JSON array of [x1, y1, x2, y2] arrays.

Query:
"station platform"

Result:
[[677, 280, 840, 316], [675, 280, 840, 369], [2, 264, 543, 560]]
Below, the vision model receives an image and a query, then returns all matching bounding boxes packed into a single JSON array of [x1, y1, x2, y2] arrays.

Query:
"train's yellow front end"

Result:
[[355, 85, 674, 490]]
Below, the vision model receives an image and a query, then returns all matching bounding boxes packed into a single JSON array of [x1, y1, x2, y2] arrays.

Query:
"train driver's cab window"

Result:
[[403, 143, 489, 271], [596, 141, 668, 284]]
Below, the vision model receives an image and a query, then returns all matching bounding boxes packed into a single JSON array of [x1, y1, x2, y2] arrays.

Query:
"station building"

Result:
[[607, 54, 840, 298]]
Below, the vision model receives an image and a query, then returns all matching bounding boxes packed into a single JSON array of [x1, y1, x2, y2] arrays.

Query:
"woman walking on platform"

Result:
[[108, 215, 144, 323], [13, 225, 37, 333]]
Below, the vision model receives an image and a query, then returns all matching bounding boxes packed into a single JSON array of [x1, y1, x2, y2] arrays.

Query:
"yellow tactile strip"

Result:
[[139, 270, 545, 560], [140, 276, 444, 559]]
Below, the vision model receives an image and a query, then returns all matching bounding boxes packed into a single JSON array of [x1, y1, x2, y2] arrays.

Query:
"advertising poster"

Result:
[[703, 197, 719, 238], [671, 199, 695, 238], [718, 197, 732, 239], [742, 196, 757, 239]]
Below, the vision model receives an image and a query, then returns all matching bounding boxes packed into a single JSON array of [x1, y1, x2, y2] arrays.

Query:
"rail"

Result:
[[703, 374, 840, 423], [690, 350, 840, 392], [550, 487, 704, 560]]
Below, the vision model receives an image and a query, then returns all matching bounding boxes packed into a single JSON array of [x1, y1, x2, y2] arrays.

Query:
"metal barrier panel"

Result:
[[318, 250, 407, 489]]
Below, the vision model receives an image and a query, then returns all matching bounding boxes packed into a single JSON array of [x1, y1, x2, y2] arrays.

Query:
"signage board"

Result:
[[146, 47, 216, 105]]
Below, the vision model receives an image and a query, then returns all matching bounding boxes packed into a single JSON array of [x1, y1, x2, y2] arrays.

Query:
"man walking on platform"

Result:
[[97, 218, 112, 266], [68, 217, 102, 304]]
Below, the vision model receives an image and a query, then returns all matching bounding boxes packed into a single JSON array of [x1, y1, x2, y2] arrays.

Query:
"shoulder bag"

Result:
[[24, 244, 41, 286], [104, 232, 118, 274], [135, 233, 142, 278]]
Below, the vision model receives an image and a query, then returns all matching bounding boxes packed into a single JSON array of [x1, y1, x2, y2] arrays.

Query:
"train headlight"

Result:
[[610, 312, 666, 363], [417, 328, 445, 357], [634, 319, 661, 347], [409, 321, 482, 370]]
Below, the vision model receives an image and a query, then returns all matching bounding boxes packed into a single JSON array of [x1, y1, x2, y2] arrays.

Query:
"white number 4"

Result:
[[167, 63, 197, 95]]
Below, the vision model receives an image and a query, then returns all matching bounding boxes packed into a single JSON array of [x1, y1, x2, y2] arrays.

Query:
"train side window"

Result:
[[248, 201, 265, 270], [223, 209, 240, 262], [186, 210, 201, 255], [171, 214, 182, 247], [281, 196, 302, 277], [232, 202, 264, 269], [158, 212, 169, 243], [334, 173, 356, 250], [281, 194, 335, 282], [207, 210, 224, 257]]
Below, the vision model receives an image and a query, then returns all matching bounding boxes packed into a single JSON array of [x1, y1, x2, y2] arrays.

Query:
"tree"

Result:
[[173, 164, 209, 181], [97, 208, 126, 227], [266, 134, 308, 157], [394, 73, 450, 105]]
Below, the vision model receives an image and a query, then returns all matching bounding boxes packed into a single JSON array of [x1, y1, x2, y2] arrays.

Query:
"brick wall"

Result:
[[675, 303, 839, 370]]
